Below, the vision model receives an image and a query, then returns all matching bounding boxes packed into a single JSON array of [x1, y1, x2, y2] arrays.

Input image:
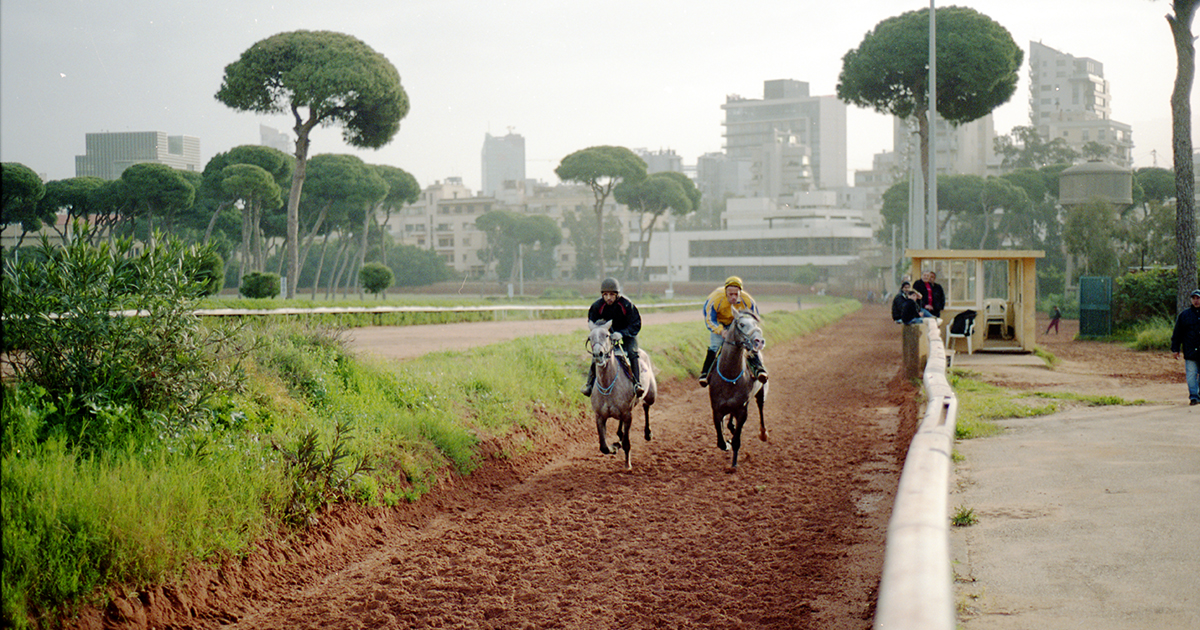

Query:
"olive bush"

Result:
[[1, 232, 239, 451]]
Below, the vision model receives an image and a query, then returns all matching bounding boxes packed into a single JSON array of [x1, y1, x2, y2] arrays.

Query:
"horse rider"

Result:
[[699, 276, 768, 387], [581, 277, 645, 398]]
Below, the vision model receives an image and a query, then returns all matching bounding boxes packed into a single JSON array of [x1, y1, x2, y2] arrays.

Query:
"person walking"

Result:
[[912, 270, 946, 318], [581, 278, 644, 398], [1045, 305, 1062, 335], [1170, 289, 1200, 406], [698, 276, 767, 386]]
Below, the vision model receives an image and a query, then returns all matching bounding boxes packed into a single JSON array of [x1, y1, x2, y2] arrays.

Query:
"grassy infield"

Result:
[[2, 296, 855, 628]]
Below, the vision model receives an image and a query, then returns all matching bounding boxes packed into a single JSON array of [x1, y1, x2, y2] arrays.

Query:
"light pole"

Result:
[[927, 0, 939, 249]]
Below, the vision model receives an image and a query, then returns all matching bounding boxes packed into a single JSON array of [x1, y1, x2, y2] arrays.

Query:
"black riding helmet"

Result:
[[601, 277, 621, 293]]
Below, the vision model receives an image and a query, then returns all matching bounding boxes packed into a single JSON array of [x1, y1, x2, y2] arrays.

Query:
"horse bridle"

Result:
[[715, 315, 762, 384], [723, 316, 760, 352], [587, 332, 619, 394]]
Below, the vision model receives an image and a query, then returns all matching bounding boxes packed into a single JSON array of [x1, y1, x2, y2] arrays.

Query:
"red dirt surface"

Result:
[[69, 305, 920, 630]]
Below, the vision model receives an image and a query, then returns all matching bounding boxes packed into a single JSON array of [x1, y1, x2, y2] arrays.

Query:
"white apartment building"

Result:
[[1028, 41, 1133, 167], [721, 79, 848, 195]]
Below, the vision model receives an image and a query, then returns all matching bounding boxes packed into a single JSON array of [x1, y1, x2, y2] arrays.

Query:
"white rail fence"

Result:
[[191, 302, 705, 318], [874, 320, 958, 630]]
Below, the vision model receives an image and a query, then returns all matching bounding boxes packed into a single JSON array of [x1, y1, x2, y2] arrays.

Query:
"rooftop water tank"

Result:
[[1058, 161, 1133, 207]]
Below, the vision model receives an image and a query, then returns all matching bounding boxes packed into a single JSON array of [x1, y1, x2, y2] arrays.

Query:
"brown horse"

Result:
[[707, 308, 768, 471], [586, 320, 656, 470]]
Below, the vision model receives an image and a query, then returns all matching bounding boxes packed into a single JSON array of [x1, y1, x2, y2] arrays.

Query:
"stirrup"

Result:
[[698, 374, 708, 387], [580, 383, 593, 396], [756, 372, 769, 384], [634, 382, 646, 397]]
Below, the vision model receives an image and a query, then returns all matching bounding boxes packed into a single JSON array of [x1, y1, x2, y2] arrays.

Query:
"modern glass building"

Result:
[[74, 131, 201, 180]]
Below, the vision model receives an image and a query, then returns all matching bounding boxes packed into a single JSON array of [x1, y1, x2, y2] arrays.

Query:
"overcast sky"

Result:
[[1, 0, 1191, 192]]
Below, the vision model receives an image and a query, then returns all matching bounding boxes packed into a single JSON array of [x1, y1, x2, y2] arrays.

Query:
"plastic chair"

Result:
[[946, 310, 976, 355]]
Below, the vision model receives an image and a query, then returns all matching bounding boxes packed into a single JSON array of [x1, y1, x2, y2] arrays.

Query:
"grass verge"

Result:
[[2, 299, 857, 628]]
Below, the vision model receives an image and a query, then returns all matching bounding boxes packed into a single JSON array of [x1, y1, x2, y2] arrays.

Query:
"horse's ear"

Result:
[[731, 306, 741, 318], [602, 320, 613, 331]]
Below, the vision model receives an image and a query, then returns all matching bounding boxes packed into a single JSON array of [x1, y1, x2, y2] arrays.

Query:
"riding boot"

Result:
[[580, 363, 596, 396], [748, 352, 769, 383], [629, 358, 644, 397], [698, 349, 716, 387]]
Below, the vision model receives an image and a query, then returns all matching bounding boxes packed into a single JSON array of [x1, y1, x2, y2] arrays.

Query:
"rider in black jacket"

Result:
[[582, 278, 643, 397]]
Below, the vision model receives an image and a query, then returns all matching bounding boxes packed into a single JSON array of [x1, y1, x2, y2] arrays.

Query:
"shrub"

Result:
[[240, 271, 281, 299], [1, 232, 239, 452], [359, 262, 394, 296], [194, 249, 225, 296], [1113, 267, 1176, 326]]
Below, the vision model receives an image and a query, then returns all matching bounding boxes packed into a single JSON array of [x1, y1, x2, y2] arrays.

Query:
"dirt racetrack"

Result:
[[79, 304, 920, 630]]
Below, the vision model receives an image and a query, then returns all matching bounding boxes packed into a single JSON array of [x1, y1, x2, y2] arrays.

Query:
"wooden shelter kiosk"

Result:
[[906, 249, 1045, 354]]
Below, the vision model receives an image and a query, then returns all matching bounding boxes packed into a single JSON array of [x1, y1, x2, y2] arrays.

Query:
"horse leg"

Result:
[[618, 417, 632, 470], [728, 410, 749, 470], [596, 415, 612, 455], [642, 402, 652, 441], [713, 411, 729, 451], [756, 386, 769, 442]]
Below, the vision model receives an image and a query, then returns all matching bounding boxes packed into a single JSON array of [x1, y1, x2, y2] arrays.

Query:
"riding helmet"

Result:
[[724, 276, 743, 289], [601, 277, 621, 293]]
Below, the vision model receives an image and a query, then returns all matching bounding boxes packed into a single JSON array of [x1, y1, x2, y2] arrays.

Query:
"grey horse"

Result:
[[707, 308, 768, 471], [586, 320, 657, 470]]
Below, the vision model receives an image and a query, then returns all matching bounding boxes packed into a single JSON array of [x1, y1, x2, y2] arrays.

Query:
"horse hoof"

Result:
[[725, 466, 738, 474], [718, 442, 729, 451]]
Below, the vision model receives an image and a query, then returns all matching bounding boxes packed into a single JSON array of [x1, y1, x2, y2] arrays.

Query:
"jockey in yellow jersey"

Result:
[[699, 276, 768, 386]]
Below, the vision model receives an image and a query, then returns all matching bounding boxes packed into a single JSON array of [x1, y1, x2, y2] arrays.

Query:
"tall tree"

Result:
[[1, 162, 46, 248], [475, 210, 562, 283], [200, 145, 293, 243], [37, 177, 106, 241], [295, 154, 387, 298], [368, 164, 420, 268], [220, 164, 282, 277], [993, 126, 1080, 171], [1168, 0, 1200, 311], [554, 146, 646, 279], [614, 171, 698, 284], [215, 30, 409, 298], [1064, 199, 1121, 279], [120, 163, 195, 241], [838, 5, 1022, 239]]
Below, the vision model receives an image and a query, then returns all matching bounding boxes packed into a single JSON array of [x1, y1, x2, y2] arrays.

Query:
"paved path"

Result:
[[950, 378, 1200, 628]]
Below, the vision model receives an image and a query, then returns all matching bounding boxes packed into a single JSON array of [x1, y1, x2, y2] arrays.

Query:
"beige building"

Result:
[[1028, 41, 1133, 167]]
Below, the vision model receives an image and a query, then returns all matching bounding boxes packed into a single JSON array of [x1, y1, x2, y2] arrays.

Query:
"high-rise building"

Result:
[[481, 131, 526, 197], [74, 131, 200, 180], [1028, 41, 1133, 167], [260, 125, 293, 154], [721, 79, 847, 192]]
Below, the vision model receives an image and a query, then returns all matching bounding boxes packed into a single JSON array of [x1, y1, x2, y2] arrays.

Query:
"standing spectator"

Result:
[[912, 270, 946, 318], [1045, 305, 1062, 335], [1170, 289, 1200, 406]]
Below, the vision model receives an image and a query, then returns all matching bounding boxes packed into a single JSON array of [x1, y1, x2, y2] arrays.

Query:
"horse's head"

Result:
[[725, 308, 766, 353], [587, 320, 615, 366]]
